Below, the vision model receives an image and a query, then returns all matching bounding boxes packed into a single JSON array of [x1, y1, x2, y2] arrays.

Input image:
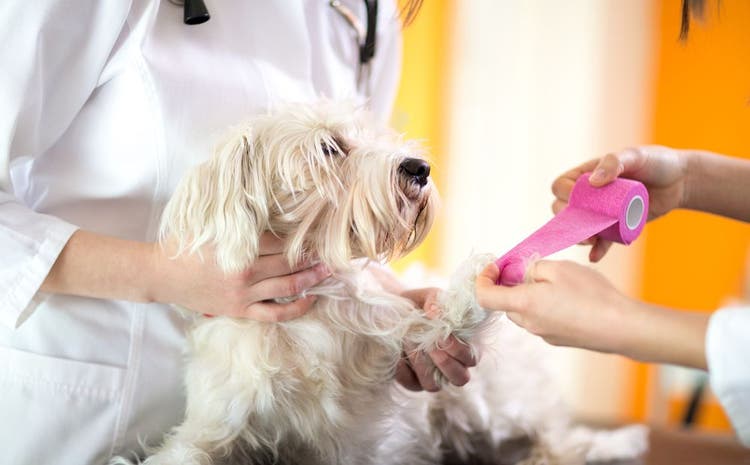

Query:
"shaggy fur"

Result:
[[112, 101, 647, 465]]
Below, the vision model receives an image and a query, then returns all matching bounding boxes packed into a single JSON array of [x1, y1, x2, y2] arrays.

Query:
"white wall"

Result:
[[441, 0, 656, 421]]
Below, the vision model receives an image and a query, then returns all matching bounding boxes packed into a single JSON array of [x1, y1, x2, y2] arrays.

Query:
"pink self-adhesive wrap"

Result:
[[495, 173, 649, 286]]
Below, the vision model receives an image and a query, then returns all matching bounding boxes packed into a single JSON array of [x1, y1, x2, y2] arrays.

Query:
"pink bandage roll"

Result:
[[495, 173, 649, 286]]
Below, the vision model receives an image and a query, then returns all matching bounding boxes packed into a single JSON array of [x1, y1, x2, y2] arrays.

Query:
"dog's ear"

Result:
[[160, 128, 269, 273]]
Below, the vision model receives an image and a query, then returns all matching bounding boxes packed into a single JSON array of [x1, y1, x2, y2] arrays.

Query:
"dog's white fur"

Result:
[[113, 101, 647, 465]]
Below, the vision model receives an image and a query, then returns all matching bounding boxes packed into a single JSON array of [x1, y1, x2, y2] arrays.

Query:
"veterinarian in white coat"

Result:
[[476, 145, 750, 447], [1, 2, 469, 464]]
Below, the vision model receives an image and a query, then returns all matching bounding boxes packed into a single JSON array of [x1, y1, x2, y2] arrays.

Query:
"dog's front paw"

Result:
[[436, 253, 496, 341], [415, 254, 496, 387]]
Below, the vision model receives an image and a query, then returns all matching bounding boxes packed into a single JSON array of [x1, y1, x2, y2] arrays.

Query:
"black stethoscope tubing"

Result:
[[168, 0, 210, 25], [171, 0, 378, 65], [360, 0, 378, 65]]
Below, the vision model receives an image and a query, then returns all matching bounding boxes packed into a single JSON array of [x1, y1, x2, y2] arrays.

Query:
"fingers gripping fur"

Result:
[[402, 254, 497, 386]]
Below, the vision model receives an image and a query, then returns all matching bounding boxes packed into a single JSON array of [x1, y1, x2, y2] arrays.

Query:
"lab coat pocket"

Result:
[[0, 345, 126, 465]]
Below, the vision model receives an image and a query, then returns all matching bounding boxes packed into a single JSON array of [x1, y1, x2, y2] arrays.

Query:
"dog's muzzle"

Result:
[[399, 158, 431, 187]]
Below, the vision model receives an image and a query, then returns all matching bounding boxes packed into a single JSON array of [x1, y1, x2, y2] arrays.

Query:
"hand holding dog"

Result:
[[151, 232, 331, 321], [365, 265, 478, 391], [42, 229, 330, 321], [396, 287, 478, 392]]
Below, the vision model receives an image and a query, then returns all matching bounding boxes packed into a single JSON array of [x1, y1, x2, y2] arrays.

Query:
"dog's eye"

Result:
[[320, 137, 348, 157], [321, 142, 338, 157]]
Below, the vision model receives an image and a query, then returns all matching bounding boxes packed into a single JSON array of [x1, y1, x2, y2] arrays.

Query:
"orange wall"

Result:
[[633, 0, 750, 427]]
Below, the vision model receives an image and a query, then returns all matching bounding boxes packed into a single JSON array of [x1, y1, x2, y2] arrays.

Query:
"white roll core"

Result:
[[626, 195, 645, 230]]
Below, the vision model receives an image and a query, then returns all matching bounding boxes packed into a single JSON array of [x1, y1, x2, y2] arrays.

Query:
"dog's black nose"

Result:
[[399, 158, 431, 184]]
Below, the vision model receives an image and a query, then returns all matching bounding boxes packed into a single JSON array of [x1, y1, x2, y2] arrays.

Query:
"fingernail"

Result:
[[316, 263, 331, 276], [590, 169, 606, 184]]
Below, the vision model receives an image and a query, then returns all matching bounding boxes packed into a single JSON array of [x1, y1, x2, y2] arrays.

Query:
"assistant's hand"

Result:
[[551, 145, 689, 262], [476, 261, 629, 353], [475, 261, 710, 369], [149, 232, 331, 321], [395, 287, 478, 392]]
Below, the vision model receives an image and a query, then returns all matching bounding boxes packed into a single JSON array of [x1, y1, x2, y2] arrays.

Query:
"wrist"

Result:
[[615, 299, 654, 361], [606, 296, 648, 357], [679, 150, 750, 222], [680, 149, 704, 211], [140, 242, 172, 304], [121, 240, 164, 304]]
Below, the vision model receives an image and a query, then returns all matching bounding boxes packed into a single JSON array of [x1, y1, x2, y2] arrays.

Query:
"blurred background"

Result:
[[390, 0, 750, 432]]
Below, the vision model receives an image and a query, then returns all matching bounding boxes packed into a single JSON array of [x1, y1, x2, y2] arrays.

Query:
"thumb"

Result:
[[589, 148, 647, 186], [588, 152, 624, 186], [475, 263, 529, 314], [476, 261, 501, 286]]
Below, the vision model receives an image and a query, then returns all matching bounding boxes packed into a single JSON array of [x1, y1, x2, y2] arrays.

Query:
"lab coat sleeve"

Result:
[[0, 2, 130, 328], [366, 0, 402, 123], [706, 306, 750, 447]]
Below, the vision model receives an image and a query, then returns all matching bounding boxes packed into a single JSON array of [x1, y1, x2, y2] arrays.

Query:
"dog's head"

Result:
[[161, 101, 438, 272]]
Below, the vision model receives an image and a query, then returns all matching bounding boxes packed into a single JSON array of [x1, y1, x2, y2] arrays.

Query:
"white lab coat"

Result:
[[706, 306, 750, 447], [0, 1, 401, 463]]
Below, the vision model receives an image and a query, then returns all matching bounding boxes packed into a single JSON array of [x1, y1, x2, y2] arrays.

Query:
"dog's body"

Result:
[[114, 102, 647, 465]]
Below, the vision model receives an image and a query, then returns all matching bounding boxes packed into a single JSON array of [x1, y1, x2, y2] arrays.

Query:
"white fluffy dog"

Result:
[[115, 101, 647, 465]]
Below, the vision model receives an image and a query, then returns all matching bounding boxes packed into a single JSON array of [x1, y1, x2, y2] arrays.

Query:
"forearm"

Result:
[[616, 299, 710, 370], [684, 150, 750, 222], [41, 229, 158, 303]]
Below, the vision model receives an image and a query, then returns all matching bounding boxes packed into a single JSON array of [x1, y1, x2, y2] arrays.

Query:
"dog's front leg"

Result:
[[401, 255, 496, 387]]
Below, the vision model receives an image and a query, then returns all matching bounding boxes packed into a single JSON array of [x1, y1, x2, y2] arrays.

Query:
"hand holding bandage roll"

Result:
[[495, 173, 649, 286]]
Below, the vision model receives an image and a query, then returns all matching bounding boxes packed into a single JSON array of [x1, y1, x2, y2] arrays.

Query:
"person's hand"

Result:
[[475, 260, 710, 369], [475, 261, 629, 353], [551, 145, 689, 262], [395, 287, 478, 392], [149, 232, 331, 321]]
